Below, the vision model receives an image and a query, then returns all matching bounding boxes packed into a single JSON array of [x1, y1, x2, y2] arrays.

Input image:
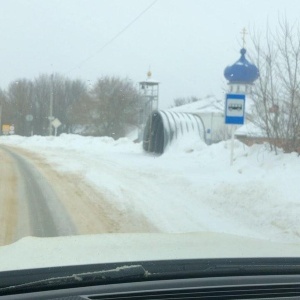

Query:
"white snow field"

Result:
[[1, 134, 300, 243]]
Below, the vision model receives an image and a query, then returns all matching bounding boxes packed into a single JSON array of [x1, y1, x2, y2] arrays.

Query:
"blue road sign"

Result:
[[225, 93, 246, 125]]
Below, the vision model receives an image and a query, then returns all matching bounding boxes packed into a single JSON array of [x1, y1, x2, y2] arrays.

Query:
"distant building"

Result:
[[143, 46, 261, 154], [169, 96, 227, 144], [224, 48, 259, 94], [143, 96, 226, 154]]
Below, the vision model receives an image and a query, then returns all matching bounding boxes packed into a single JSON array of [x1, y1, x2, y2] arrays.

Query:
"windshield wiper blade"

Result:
[[3, 258, 300, 296], [0, 265, 148, 296]]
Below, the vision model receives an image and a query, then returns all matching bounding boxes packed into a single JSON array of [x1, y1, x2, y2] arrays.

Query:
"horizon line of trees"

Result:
[[0, 74, 141, 139]]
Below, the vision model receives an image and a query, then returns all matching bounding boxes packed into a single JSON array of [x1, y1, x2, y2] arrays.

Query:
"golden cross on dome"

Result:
[[241, 27, 247, 48]]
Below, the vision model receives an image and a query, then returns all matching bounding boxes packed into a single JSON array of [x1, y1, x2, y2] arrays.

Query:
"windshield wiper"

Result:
[[0, 265, 148, 296], [2, 258, 300, 296]]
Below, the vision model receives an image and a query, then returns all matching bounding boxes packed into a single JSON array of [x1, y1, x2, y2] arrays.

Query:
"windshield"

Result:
[[1, 0, 300, 272]]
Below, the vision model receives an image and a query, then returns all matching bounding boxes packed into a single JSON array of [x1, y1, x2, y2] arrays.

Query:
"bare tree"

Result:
[[6, 79, 34, 136], [1, 74, 89, 136], [67, 93, 96, 135], [32, 74, 52, 135], [1, 74, 139, 138], [51, 74, 88, 134], [32, 74, 88, 135], [90, 76, 141, 138], [251, 19, 300, 153]]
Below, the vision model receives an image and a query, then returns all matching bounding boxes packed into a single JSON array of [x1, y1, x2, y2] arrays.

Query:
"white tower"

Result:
[[138, 70, 159, 140]]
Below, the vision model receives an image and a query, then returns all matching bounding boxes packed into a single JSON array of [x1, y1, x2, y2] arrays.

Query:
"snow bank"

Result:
[[0, 134, 141, 154]]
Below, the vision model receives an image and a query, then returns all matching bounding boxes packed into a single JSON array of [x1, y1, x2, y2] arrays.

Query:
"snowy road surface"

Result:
[[0, 146, 75, 245], [1, 134, 300, 245], [0, 145, 157, 246]]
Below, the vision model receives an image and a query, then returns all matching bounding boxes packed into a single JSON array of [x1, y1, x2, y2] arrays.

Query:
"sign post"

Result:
[[26, 114, 33, 136], [2, 124, 10, 135], [225, 93, 246, 165], [51, 118, 62, 136], [2, 124, 14, 135], [9, 125, 15, 135]]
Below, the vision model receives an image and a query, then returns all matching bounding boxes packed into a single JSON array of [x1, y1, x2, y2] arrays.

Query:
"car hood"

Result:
[[0, 232, 300, 272]]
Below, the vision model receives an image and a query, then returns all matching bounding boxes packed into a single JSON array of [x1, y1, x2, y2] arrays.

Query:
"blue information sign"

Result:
[[225, 93, 246, 125]]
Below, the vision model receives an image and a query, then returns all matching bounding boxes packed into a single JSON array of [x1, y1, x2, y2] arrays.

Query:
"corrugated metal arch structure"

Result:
[[143, 110, 206, 154]]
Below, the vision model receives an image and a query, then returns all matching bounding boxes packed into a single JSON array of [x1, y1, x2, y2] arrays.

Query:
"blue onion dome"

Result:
[[224, 48, 259, 84]]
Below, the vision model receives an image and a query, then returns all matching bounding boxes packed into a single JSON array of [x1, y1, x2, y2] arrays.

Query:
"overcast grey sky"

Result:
[[0, 0, 300, 108]]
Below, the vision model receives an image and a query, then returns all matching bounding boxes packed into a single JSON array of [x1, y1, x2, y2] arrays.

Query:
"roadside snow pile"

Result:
[[164, 131, 208, 154], [1, 134, 300, 243], [0, 134, 141, 154]]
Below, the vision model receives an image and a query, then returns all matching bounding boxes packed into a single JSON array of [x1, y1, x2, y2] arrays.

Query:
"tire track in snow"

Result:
[[4, 146, 159, 235], [0, 146, 77, 245]]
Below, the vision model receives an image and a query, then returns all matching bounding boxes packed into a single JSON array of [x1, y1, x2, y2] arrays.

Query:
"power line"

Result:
[[67, 0, 158, 74]]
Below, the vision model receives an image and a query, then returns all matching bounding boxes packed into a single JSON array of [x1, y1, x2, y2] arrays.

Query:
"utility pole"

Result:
[[138, 70, 159, 141], [48, 74, 54, 136]]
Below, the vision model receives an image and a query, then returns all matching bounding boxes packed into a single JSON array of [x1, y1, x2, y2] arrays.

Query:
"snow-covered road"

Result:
[[0, 147, 18, 245], [0, 144, 158, 245], [1, 134, 300, 244], [0, 146, 76, 245]]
